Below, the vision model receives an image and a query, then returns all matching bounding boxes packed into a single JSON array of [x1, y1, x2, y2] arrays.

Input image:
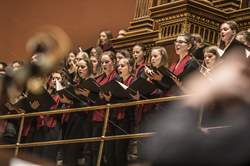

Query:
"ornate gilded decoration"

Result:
[[112, 0, 250, 54]]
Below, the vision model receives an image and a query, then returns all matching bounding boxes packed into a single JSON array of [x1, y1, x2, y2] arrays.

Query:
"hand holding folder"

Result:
[[12, 96, 32, 113], [128, 77, 157, 97], [75, 88, 90, 98], [57, 84, 76, 100], [153, 66, 178, 82], [27, 88, 56, 111], [29, 100, 40, 110], [77, 78, 101, 103], [57, 78, 99, 104], [78, 78, 100, 94], [100, 80, 131, 100], [148, 66, 180, 91]]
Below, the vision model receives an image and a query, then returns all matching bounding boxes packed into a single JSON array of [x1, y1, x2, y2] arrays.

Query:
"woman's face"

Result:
[[90, 56, 98, 71], [101, 54, 114, 74], [91, 48, 97, 57], [151, 49, 162, 68], [220, 23, 235, 43], [118, 29, 126, 38], [77, 60, 89, 79], [132, 45, 144, 64], [76, 53, 85, 63], [67, 53, 76, 67], [51, 73, 62, 89], [118, 59, 130, 78], [175, 36, 190, 56], [100, 32, 108, 45], [204, 52, 217, 69], [68, 52, 75, 59], [116, 52, 125, 63]]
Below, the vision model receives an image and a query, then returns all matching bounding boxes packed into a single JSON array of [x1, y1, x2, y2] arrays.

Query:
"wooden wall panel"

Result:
[[0, 0, 135, 63]]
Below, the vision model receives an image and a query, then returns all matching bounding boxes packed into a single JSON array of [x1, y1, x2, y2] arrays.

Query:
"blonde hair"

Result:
[[151, 46, 169, 68]]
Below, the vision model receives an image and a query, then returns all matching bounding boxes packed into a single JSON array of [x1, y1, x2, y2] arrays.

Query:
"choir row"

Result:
[[0, 20, 249, 166]]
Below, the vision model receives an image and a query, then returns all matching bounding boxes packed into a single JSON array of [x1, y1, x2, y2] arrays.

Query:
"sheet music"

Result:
[[246, 48, 250, 58], [56, 79, 65, 91], [116, 80, 128, 90], [217, 48, 224, 57]]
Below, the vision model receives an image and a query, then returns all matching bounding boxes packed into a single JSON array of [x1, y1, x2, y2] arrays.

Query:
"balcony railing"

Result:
[[0, 95, 195, 166]]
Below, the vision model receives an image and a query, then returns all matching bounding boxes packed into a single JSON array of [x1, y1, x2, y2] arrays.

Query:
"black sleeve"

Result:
[[178, 59, 200, 81], [126, 106, 136, 134]]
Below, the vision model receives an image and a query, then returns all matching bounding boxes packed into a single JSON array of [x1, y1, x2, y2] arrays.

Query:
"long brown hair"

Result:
[[96, 30, 113, 50]]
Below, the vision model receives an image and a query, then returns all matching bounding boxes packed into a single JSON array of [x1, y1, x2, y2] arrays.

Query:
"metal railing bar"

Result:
[[0, 132, 155, 149], [14, 113, 25, 156], [0, 95, 191, 120], [97, 104, 111, 166]]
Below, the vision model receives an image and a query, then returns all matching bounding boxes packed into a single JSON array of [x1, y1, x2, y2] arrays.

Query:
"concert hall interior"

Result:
[[0, 0, 250, 166]]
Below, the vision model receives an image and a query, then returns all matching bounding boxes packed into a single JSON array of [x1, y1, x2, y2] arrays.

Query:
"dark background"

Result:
[[0, 0, 135, 63]]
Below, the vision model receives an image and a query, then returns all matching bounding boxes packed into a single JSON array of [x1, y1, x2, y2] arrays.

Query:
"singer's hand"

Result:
[[130, 90, 140, 100], [200, 128, 210, 135], [5, 102, 15, 111], [144, 66, 154, 79], [103, 91, 112, 102], [30, 100, 40, 109], [172, 77, 188, 93], [173, 77, 182, 88], [99, 92, 104, 100], [75, 88, 90, 97], [60, 95, 73, 104], [151, 71, 163, 81], [68, 61, 76, 74], [78, 47, 83, 52]]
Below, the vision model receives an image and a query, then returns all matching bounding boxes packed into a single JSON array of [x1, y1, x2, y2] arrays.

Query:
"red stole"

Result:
[[22, 95, 60, 136], [93, 70, 117, 122], [37, 95, 60, 129], [22, 118, 33, 137], [135, 63, 145, 78], [99, 42, 113, 52], [116, 75, 134, 120], [170, 55, 192, 76], [61, 105, 72, 124], [0, 120, 7, 133]]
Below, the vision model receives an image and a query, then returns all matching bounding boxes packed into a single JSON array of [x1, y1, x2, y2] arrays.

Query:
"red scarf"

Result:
[[0, 120, 7, 133], [93, 70, 117, 122], [116, 75, 134, 120], [135, 63, 145, 78], [37, 95, 60, 129], [61, 104, 72, 124], [23, 95, 60, 136], [170, 55, 192, 76]]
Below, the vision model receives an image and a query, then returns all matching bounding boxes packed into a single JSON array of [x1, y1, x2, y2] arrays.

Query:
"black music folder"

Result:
[[150, 66, 178, 91], [13, 96, 33, 113], [128, 77, 157, 97], [157, 66, 176, 78], [27, 88, 56, 111], [57, 85, 76, 100], [153, 66, 177, 84], [100, 80, 131, 100], [78, 78, 100, 93]]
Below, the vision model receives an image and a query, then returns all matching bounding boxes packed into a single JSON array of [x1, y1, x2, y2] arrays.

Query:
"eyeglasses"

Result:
[[174, 40, 188, 44]]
